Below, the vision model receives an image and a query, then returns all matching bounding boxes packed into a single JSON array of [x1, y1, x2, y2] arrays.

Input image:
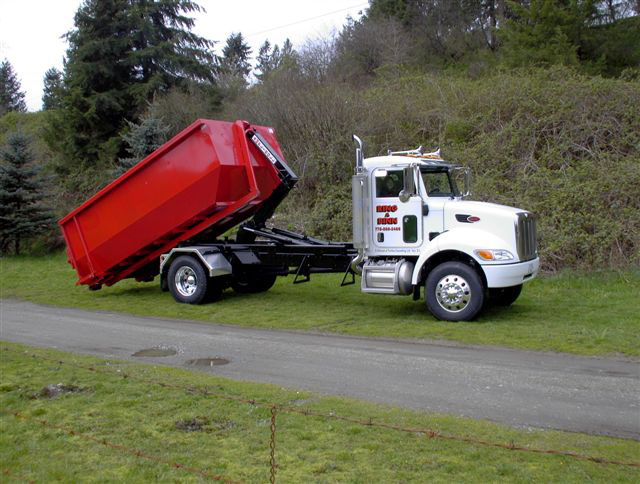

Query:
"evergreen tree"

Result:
[[128, 0, 217, 98], [280, 39, 295, 61], [42, 67, 64, 111], [0, 132, 54, 255], [115, 113, 170, 176], [255, 39, 296, 82], [255, 40, 275, 82], [219, 32, 252, 78], [57, 0, 143, 169], [500, 0, 597, 68], [367, 0, 419, 26], [55, 0, 215, 172], [0, 60, 27, 116], [216, 32, 252, 99]]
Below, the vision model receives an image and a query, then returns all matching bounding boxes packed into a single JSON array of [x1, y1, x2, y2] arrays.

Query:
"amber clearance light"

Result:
[[475, 250, 494, 260], [474, 249, 514, 261]]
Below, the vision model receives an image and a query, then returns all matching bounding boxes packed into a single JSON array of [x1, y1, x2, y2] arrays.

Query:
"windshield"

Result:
[[421, 169, 457, 197]]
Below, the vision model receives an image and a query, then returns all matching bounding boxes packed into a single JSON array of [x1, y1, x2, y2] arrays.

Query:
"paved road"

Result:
[[2, 299, 639, 439]]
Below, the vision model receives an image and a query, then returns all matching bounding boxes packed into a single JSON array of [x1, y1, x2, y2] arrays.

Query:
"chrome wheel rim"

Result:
[[435, 274, 471, 313], [175, 266, 198, 297]]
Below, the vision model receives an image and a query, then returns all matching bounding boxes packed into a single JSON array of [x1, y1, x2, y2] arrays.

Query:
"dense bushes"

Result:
[[223, 66, 639, 271]]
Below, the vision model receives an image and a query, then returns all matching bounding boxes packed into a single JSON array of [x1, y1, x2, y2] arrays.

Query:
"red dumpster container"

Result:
[[59, 119, 286, 288]]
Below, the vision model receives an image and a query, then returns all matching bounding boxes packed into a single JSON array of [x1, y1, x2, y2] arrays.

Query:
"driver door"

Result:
[[371, 168, 423, 250]]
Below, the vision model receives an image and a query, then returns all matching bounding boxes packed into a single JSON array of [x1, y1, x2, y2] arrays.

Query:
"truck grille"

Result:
[[515, 212, 537, 261]]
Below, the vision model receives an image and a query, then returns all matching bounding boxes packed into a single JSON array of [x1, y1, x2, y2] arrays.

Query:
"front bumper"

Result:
[[482, 257, 540, 288]]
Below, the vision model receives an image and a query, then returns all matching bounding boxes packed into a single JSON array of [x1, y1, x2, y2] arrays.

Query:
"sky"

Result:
[[0, 0, 367, 112]]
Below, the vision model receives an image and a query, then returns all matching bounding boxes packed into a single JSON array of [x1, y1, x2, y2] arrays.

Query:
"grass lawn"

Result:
[[1, 253, 639, 357], [1, 342, 638, 483]]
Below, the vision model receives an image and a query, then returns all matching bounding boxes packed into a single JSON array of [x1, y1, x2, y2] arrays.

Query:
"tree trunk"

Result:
[[606, 0, 617, 22], [15, 237, 20, 256], [487, 2, 496, 50], [486, 1, 506, 50], [496, 0, 505, 24]]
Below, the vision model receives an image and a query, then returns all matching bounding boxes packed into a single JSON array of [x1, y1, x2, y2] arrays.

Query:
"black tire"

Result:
[[425, 261, 485, 321], [489, 284, 522, 307], [231, 274, 277, 294], [168, 255, 210, 304]]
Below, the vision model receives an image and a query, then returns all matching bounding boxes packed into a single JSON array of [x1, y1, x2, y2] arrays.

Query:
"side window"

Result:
[[375, 170, 404, 198]]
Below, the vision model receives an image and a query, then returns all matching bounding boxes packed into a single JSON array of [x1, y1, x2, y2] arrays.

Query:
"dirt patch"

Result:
[[185, 357, 230, 367], [211, 417, 237, 432], [174, 416, 236, 433], [175, 416, 210, 432], [132, 347, 177, 357], [33, 384, 86, 399]]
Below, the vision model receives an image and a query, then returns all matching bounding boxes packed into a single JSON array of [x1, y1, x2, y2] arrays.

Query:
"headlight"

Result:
[[474, 249, 514, 261]]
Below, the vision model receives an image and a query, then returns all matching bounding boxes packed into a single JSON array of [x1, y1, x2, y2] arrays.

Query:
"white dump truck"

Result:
[[61, 119, 539, 322]]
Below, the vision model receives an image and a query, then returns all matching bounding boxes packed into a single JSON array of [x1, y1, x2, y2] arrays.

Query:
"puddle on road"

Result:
[[185, 357, 230, 367], [132, 347, 177, 357]]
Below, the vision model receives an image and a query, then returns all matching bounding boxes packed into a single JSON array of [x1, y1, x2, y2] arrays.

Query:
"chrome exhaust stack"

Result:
[[350, 251, 364, 275], [351, 134, 366, 274], [353, 134, 364, 175]]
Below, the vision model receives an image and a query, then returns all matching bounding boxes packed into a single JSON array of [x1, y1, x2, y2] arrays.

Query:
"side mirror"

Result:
[[399, 165, 416, 203], [461, 168, 472, 198], [452, 166, 472, 198]]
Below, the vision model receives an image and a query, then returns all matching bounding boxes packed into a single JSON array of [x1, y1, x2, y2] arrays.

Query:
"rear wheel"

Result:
[[425, 261, 485, 321], [231, 274, 277, 294], [168, 256, 210, 304], [489, 284, 522, 307]]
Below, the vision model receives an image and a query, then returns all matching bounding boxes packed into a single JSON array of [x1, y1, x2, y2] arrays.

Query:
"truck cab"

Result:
[[351, 139, 540, 321]]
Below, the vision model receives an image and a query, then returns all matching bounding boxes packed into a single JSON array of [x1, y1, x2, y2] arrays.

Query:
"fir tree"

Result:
[[500, 0, 597, 68], [115, 113, 170, 176], [0, 59, 27, 116], [219, 32, 252, 79], [255, 38, 296, 82], [367, 0, 422, 27], [216, 32, 252, 99], [57, 0, 140, 168], [42, 67, 64, 111], [55, 0, 216, 171], [0, 132, 54, 255], [255, 40, 275, 82], [128, 0, 217, 98]]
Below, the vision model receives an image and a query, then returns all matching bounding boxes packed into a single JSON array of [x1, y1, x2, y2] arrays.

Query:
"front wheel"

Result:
[[425, 261, 485, 321]]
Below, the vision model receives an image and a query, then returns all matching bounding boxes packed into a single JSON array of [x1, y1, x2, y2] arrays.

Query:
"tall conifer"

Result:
[[0, 132, 54, 255]]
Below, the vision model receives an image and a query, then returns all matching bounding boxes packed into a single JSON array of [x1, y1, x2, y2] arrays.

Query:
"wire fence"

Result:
[[3, 351, 639, 482], [9, 411, 237, 483]]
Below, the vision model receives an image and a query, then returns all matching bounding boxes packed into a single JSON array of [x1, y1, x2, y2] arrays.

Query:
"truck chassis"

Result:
[[159, 226, 358, 304]]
